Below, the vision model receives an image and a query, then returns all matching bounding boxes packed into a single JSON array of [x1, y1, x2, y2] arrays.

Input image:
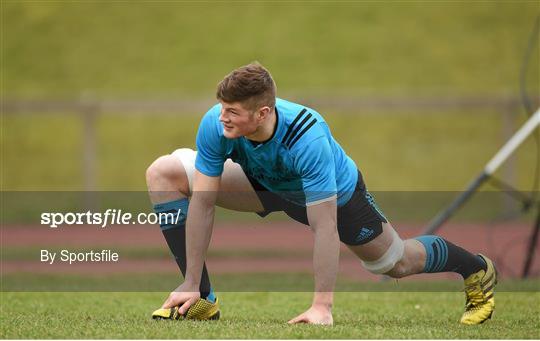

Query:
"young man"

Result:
[[147, 62, 497, 325]]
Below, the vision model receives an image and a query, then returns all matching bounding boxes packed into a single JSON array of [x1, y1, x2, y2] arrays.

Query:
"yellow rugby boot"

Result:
[[460, 254, 497, 325], [152, 297, 220, 321]]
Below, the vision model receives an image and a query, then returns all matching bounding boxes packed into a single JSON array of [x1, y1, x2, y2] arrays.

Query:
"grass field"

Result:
[[2, 2, 539, 192], [1, 290, 539, 339], [2, 2, 538, 97]]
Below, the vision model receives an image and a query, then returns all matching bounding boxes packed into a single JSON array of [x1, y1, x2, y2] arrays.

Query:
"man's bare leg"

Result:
[[146, 149, 265, 302]]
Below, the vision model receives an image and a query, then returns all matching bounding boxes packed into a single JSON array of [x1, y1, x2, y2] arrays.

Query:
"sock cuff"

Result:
[[205, 287, 216, 303], [153, 198, 188, 212], [153, 198, 189, 230], [415, 235, 448, 273]]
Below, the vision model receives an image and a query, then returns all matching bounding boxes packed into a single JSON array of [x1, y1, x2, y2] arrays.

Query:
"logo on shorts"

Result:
[[355, 227, 374, 242]]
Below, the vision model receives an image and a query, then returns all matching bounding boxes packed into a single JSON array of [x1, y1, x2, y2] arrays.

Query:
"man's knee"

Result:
[[361, 228, 405, 275], [146, 155, 181, 184], [383, 239, 425, 278], [146, 154, 189, 194]]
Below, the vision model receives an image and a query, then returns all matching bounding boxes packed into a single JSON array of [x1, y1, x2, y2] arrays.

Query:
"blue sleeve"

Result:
[[293, 136, 337, 205], [195, 111, 226, 177]]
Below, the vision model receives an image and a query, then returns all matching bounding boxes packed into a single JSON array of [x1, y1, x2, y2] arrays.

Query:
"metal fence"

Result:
[[2, 95, 534, 195]]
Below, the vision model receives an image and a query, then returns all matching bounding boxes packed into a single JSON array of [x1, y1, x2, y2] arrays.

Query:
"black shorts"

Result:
[[247, 170, 388, 245]]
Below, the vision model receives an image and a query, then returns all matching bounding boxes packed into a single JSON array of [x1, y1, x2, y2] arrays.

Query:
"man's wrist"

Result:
[[181, 276, 201, 291], [312, 292, 334, 310]]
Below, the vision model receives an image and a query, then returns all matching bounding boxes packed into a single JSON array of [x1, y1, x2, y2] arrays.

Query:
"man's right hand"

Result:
[[161, 282, 201, 315], [288, 304, 333, 325]]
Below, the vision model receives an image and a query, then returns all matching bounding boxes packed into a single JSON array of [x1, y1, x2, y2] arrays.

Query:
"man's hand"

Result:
[[288, 305, 333, 325], [161, 282, 201, 315]]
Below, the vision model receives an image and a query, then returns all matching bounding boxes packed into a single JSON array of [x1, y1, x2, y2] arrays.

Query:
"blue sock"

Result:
[[415, 235, 486, 278], [154, 198, 189, 230], [415, 235, 448, 273], [206, 287, 216, 303], [154, 198, 216, 302]]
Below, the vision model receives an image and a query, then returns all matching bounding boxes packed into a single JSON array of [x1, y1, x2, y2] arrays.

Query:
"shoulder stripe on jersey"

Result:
[[284, 113, 313, 146], [287, 118, 318, 148], [281, 108, 307, 144]]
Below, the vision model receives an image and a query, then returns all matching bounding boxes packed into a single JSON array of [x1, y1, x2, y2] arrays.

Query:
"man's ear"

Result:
[[258, 106, 271, 120]]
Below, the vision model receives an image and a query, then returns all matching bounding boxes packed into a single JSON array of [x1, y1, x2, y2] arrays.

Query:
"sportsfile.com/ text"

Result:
[[40, 209, 182, 228]]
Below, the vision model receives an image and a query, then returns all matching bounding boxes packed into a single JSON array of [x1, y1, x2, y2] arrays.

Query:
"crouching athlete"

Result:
[[146, 62, 497, 325]]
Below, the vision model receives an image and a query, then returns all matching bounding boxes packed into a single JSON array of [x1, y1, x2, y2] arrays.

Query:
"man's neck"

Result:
[[246, 108, 277, 143]]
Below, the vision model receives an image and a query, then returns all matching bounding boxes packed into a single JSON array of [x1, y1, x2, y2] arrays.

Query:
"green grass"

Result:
[[2, 2, 539, 192], [2, 2, 538, 97], [1, 291, 539, 338]]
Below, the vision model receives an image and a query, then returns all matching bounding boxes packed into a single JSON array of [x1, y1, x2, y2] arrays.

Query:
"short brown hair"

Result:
[[216, 62, 276, 111]]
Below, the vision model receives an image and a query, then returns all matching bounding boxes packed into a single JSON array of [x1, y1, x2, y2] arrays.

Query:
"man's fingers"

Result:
[[288, 314, 308, 324], [161, 292, 185, 309], [161, 297, 173, 309], [178, 297, 197, 315], [288, 313, 333, 325]]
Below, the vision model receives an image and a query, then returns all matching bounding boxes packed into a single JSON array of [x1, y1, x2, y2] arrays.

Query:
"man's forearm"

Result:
[[312, 222, 340, 307], [183, 193, 215, 288]]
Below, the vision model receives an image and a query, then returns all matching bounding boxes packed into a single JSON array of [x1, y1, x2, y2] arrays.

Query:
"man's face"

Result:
[[219, 101, 259, 139]]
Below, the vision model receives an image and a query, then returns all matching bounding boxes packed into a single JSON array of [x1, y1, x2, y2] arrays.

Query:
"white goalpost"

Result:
[[423, 108, 540, 277]]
